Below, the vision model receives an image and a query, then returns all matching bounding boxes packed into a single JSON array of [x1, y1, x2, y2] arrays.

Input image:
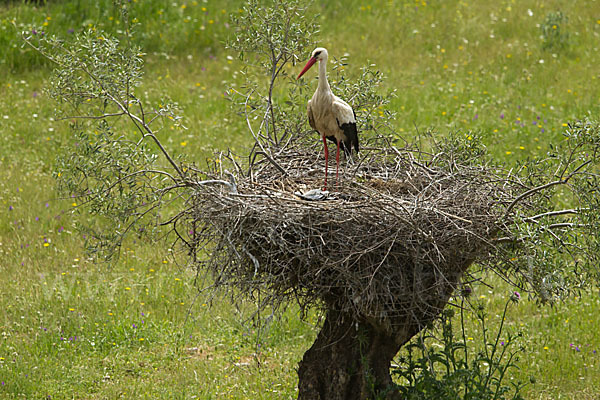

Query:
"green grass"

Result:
[[1, 0, 599, 398]]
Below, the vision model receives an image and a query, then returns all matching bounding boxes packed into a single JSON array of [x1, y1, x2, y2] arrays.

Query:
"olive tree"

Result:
[[25, 1, 600, 398]]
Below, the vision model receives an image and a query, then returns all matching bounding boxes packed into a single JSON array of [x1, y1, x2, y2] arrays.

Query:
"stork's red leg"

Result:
[[322, 135, 329, 190], [336, 139, 341, 186]]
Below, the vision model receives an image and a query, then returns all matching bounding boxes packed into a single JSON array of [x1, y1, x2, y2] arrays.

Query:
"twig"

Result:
[[504, 160, 591, 217]]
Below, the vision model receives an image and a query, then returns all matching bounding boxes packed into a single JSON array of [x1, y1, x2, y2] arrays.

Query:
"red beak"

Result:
[[297, 57, 317, 79]]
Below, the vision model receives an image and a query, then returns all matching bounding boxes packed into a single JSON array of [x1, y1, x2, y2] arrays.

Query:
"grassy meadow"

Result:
[[1, 0, 600, 398]]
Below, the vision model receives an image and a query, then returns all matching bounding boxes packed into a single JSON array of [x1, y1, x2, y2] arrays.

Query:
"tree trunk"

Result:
[[297, 309, 419, 400]]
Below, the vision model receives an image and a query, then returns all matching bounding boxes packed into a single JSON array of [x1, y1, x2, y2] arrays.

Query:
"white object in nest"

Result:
[[296, 188, 330, 201]]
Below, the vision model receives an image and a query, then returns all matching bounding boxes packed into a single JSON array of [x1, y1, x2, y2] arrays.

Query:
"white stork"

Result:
[[297, 47, 359, 190]]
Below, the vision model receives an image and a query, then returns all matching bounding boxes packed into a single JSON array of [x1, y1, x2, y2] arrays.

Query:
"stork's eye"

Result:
[[313, 51, 321, 58]]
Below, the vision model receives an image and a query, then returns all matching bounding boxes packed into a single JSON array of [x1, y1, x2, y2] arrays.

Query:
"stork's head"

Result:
[[297, 47, 328, 79]]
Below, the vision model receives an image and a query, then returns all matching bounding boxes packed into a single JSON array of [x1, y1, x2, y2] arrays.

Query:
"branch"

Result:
[[100, 168, 178, 195], [21, 32, 61, 66], [524, 209, 581, 222], [24, 31, 186, 181], [546, 222, 585, 230], [55, 112, 126, 121], [194, 179, 238, 194], [234, 88, 287, 176], [503, 160, 591, 217], [103, 88, 185, 179]]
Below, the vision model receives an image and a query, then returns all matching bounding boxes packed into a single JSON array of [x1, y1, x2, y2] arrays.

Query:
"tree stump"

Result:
[[298, 309, 408, 399]]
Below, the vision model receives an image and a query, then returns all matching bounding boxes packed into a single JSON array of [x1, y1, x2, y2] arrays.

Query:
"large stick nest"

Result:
[[189, 135, 519, 332]]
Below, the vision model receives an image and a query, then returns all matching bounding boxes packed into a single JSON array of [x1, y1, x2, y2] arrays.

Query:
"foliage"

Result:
[[226, 0, 398, 154], [55, 121, 164, 259], [22, 11, 189, 260], [496, 120, 600, 301], [228, 0, 317, 73], [395, 297, 527, 400], [226, 0, 316, 145], [327, 56, 396, 137], [540, 11, 570, 51]]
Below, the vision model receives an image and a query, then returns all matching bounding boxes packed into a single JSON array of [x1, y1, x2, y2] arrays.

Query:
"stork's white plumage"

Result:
[[297, 47, 359, 190]]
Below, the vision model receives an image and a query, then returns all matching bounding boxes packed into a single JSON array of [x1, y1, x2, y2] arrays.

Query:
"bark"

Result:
[[296, 267, 463, 400], [297, 309, 419, 400]]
